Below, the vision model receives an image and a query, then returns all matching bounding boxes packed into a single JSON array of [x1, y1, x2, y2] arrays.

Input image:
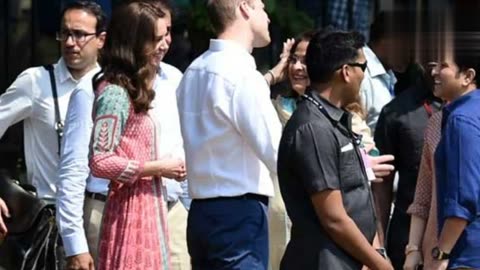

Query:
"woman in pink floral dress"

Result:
[[89, 2, 186, 269]]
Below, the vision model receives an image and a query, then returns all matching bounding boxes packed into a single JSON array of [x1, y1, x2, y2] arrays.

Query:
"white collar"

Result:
[[55, 58, 100, 84], [209, 39, 256, 69], [363, 45, 388, 78]]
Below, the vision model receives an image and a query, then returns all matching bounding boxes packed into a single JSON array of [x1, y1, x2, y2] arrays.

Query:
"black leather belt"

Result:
[[194, 193, 268, 205], [85, 191, 107, 202]]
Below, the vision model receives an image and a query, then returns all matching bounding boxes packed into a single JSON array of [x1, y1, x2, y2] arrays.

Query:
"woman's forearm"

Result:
[[407, 215, 427, 247]]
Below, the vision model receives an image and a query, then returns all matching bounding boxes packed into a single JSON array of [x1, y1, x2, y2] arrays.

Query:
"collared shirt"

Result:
[[325, 0, 372, 39], [277, 89, 376, 270], [360, 45, 396, 133], [435, 89, 480, 269], [86, 63, 188, 202], [152, 63, 190, 207], [56, 62, 187, 256], [375, 83, 442, 212], [176, 39, 282, 199], [56, 78, 100, 256], [0, 58, 99, 200]]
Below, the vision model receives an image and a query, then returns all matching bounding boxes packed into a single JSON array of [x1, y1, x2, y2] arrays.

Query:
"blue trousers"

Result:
[[187, 195, 269, 270]]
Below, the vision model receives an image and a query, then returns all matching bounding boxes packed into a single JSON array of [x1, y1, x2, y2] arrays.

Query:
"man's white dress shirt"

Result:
[[152, 63, 190, 206], [360, 46, 397, 133], [176, 39, 282, 199], [85, 62, 188, 199], [56, 62, 187, 256], [0, 58, 99, 200]]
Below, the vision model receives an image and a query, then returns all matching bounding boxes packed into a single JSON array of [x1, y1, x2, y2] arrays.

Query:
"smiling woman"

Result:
[[269, 30, 316, 126], [89, 2, 186, 270]]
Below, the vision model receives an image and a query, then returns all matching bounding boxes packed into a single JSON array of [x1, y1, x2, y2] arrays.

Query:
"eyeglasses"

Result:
[[344, 61, 368, 72], [56, 30, 97, 44]]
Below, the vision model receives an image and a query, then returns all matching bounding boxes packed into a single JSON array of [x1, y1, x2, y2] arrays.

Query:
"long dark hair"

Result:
[[283, 30, 318, 98], [96, 1, 165, 113]]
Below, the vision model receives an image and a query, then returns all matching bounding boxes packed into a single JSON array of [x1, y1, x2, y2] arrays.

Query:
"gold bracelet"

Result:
[[405, 244, 420, 255]]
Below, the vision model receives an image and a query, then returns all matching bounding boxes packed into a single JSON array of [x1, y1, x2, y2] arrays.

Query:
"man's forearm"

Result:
[[437, 217, 468, 253], [371, 173, 394, 235], [323, 216, 390, 270]]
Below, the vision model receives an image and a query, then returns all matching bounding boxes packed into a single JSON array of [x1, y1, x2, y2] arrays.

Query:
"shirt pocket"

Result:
[[338, 145, 364, 191]]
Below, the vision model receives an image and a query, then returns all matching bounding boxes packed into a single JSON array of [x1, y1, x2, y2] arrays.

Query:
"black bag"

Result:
[[0, 173, 60, 270], [0, 64, 64, 270]]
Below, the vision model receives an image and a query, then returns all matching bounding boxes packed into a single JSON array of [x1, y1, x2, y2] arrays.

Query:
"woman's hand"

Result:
[[369, 154, 395, 182], [266, 38, 295, 85], [158, 158, 187, 181], [403, 251, 423, 270], [0, 198, 10, 237]]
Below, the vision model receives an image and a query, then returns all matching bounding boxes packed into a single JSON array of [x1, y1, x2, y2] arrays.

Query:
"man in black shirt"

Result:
[[278, 30, 394, 270], [374, 62, 442, 269]]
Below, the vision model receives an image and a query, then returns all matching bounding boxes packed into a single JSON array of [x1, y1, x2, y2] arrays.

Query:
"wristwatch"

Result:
[[376, 248, 388, 259], [405, 244, 420, 255], [431, 247, 450, 260]]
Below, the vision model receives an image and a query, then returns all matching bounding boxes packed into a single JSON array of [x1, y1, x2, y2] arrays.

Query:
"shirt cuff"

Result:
[[62, 231, 89, 257], [443, 199, 475, 222], [164, 178, 183, 202], [407, 203, 430, 220]]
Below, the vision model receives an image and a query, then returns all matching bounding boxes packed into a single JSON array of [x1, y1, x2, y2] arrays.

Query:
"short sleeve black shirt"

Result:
[[277, 90, 377, 270], [374, 85, 442, 212]]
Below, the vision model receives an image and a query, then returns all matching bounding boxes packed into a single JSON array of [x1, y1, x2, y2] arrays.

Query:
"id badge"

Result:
[[360, 148, 377, 181]]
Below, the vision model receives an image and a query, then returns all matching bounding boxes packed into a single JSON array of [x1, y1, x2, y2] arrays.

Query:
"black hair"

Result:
[[306, 30, 366, 84], [451, 6, 480, 84], [289, 30, 318, 57], [60, 1, 107, 33]]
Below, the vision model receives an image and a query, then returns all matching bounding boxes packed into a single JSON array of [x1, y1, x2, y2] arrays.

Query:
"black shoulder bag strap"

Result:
[[43, 64, 63, 155]]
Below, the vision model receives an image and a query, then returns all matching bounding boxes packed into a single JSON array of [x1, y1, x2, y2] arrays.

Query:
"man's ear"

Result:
[[462, 68, 476, 87], [340, 65, 351, 83], [239, 1, 252, 19], [97, 31, 106, 49]]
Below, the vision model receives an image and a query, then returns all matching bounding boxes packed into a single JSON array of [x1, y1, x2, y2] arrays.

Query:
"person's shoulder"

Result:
[[16, 65, 49, 82], [97, 83, 128, 102], [4, 66, 49, 98], [286, 104, 333, 135], [160, 62, 183, 80], [382, 86, 419, 112], [449, 91, 480, 119]]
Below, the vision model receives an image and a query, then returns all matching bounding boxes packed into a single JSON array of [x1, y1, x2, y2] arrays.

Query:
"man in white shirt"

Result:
[[176, 0, 282, 268], [56, 1, 191, 269], [360, 45, 397, 132], [360, 12, 412, 132], [0, 0, 105, 203]]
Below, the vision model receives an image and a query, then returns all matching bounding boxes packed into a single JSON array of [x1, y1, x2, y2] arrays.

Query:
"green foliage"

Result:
[[185, 0, 313, 38], [269, 2, 314, 37], [186, 2, 215, 37]]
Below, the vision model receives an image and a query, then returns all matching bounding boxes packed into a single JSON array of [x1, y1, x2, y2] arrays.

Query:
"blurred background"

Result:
[[0, 0, 454, 179]]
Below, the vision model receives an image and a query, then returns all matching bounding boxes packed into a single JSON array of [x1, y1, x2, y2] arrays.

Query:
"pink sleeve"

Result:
[[89, 84, 144, 184]]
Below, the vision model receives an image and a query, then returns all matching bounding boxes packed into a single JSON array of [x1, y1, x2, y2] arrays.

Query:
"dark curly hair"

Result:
[[97, 1, 165, 113]]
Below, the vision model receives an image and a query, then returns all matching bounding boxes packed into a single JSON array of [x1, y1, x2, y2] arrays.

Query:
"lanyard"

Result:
[[301, 94, 330, 118], [301, 94, 362, 146]]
